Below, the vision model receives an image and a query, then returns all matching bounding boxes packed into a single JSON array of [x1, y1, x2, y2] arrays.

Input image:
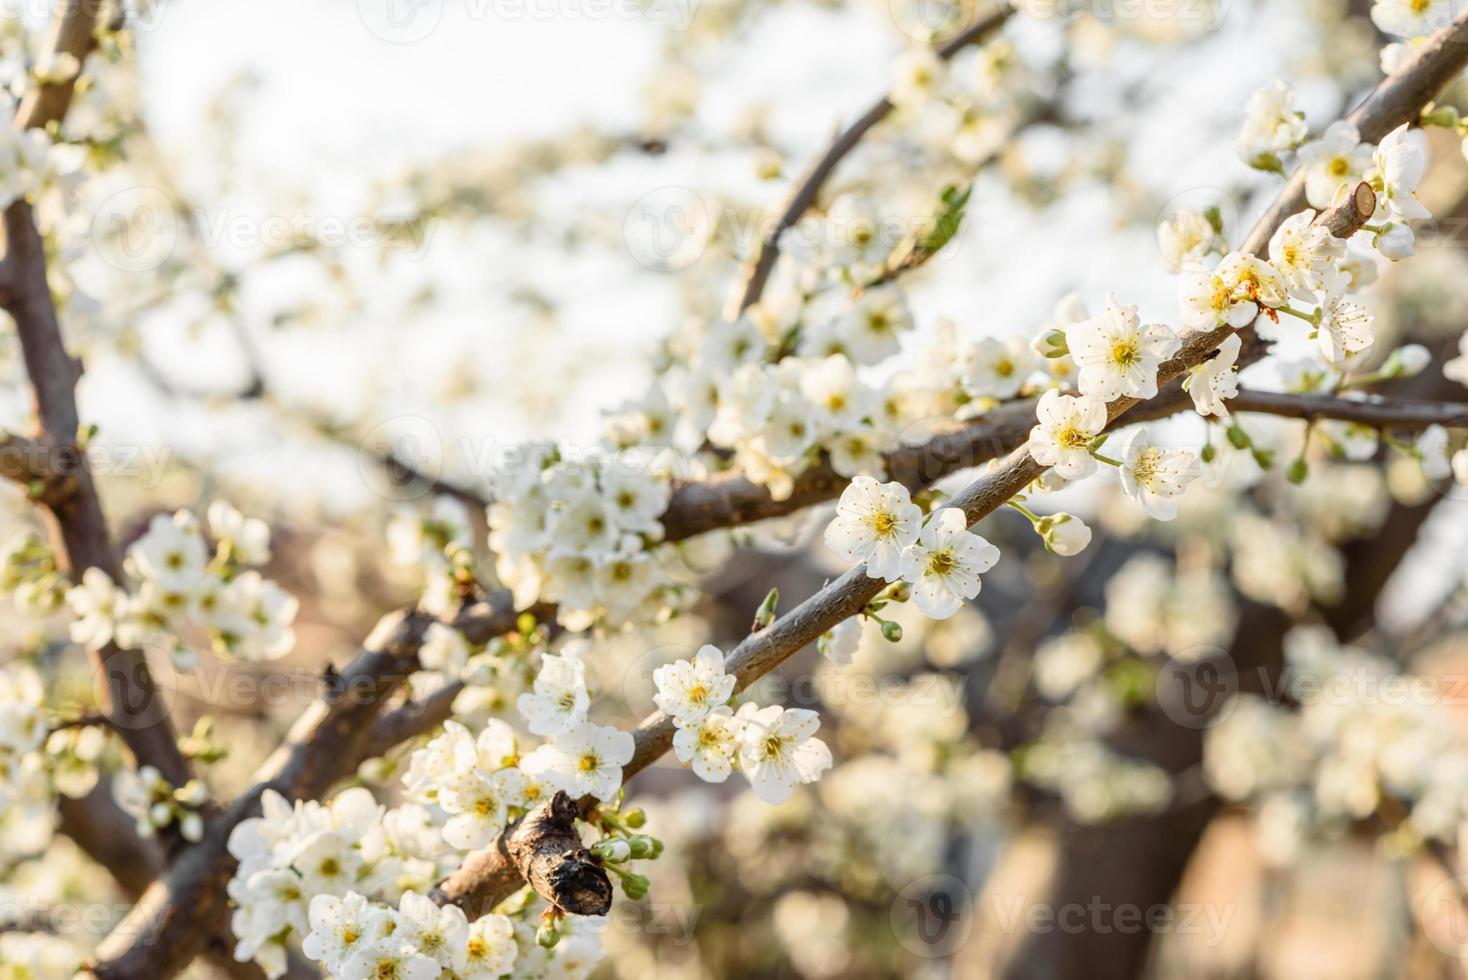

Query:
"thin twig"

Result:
[[725, 6, 1015, 317]]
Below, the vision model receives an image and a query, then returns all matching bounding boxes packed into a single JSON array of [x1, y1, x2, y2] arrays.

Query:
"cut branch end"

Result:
[[505, 791, 613, 917]]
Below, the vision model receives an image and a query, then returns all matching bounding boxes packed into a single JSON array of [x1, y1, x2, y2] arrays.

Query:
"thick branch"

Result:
[[3, 2, 194, 794], [83, 609, 434, 980]]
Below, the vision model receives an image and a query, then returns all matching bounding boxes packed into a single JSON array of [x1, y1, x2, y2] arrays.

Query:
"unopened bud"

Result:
[[1384, 343, 1431, 378], [536, 924, 561, 949], [1033, 329, 1070, 358], [593, 838, 632, 862], [752, 588, 780, 631], [879, 620, 903, 643], [1042, 514, 1091, 557]]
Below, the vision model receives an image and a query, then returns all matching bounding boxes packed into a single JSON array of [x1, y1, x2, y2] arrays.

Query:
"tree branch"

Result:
[[726, 6, 1015, 316], [2, 1, 196, 798]]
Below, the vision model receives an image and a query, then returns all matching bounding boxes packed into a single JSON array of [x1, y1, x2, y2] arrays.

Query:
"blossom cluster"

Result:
[[0, 116, 52, 211], [226, 787, 500, 977], [0, 667, 59, 862], [0, 530, 68, 615], [65, 501, 297, 667], [225, 639, 636, 977], [705, 350, 900, 501], [1204, 627, 1468, 866], [824, 477, 1001, 620], [480, 446, 683, 631], [113, 763, 210, 841], [653, 644, 834, 802]]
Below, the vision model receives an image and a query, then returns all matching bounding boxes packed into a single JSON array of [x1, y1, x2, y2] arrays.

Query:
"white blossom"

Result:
[[1065, 294, 1179, 400], [1235, 81, 1308, 167], [653, 644, 735, 727], [962, 335, 1040, 400], [1027, 390, 1107, 480], [1371, 0, 1453, 38], [823, 476, 923, 581], [898, 507, 1000, 621], [516, 652, 590, 736], [736, 704, 833, 804], [1297, 122, 1372, 211], [1158, 208, 1226, 272], [1370, 124, 1430, 221], [522, 721, 634, 803], [1183, 333, 1242, 418], [1267, 210, 1344, 297], [1116, 429, 1201, 521], [672, 706, 742, 783]]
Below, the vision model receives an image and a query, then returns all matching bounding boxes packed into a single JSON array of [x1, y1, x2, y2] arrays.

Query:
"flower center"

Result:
[[1058, 425, 1090, 450], [578, 753, 600, 772], [1210, 283, 1234, 312], [1132, 449, 1160, 486], [865, 510, 898, 537], [1109, 340, 1139, 367], [926, 548, 958, 577]]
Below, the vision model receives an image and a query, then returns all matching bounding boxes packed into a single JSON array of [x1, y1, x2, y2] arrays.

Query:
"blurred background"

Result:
[[7, 0, 1468, 977]]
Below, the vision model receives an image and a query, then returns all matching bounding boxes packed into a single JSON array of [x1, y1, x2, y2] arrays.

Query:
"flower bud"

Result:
[[1383, 343, 1431, 378], [879, 619, 903, 643], [536, 924, 561, 949], [180, 812, 204, 842], [752, 588, 780, 630], [1375, 222, 1415, 261], [1286, 457, 1309, 484], [626, 835, 657, 859], [1032, 329, 1069, 359], [1043, 514, 1091, 557], [622, 807, 646, 829], [620, 873, 651, 901], [593, 838, 632, 862]]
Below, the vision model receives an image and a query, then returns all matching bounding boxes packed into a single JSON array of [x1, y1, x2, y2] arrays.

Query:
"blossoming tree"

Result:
[[5, 0, 1468, 977]]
